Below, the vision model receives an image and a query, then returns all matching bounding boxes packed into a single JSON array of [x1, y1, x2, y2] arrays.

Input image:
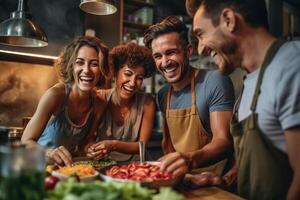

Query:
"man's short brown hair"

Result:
[[143, 16, 189, 49], [187, 0, 269, 29]]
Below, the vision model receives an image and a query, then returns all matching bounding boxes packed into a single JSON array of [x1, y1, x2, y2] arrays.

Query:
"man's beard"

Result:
[[216, 31, 238, 75], [165, 56, 190, 84]]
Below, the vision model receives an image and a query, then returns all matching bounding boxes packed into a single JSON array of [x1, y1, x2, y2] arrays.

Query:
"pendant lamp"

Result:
[[79, 0, 117, 15], [0, 0, 48, 47]]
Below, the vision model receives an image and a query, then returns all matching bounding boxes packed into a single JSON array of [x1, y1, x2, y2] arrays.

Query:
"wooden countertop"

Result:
[[178, 186, 244, 200]]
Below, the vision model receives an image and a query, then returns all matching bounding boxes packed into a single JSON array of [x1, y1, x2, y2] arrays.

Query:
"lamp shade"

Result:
[[0, 0, 48, 47], [79, 0, 117, 15]]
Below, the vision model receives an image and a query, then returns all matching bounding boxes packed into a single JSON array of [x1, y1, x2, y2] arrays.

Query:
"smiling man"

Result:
[[187, 0, 300, 199], [144, 16, 235, 178]]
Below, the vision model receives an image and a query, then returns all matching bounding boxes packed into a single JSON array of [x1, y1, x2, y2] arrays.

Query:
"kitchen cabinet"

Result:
[[120, 0, 154, 45], [121, 0, 157, 93], [87, 0, 154, 47]]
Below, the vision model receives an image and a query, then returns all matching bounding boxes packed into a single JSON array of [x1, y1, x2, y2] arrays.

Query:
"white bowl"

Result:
[[52, 170, 99, 182], [99, 161, 181, 188]]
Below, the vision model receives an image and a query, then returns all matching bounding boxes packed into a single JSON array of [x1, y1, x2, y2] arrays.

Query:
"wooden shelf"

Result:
[[126, 0, 154, 8], [123, 20, 150, 30]]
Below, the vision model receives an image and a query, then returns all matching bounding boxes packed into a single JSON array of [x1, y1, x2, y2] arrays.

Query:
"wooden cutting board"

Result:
[[178, 186, 244, 200]]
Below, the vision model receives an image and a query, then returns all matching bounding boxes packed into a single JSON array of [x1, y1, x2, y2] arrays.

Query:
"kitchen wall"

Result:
[[0, 61, 58, 127]]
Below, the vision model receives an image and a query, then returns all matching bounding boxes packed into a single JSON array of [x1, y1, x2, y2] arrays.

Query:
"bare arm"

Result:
[[187, 111, 233, 168], [21, 84, 72, 166], [285, 127, 300, 200], [21, 85, 63, 147], [87, 95, 156, 158]]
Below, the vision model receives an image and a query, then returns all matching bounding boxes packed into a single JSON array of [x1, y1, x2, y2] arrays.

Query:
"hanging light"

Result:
[[79, 0, 117, 15], [0, 0, 48, 47]]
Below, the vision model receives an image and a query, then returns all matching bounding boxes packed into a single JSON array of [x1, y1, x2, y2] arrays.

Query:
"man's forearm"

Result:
[[185, 138, 233, 169]]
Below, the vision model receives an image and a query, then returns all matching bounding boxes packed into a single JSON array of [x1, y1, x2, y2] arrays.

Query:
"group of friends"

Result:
[[21, 0, 300, 199]]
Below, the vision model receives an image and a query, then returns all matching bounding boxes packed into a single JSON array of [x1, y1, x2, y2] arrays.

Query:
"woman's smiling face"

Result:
[[73, 45, 101, 92], [115, 64, 145, 101]]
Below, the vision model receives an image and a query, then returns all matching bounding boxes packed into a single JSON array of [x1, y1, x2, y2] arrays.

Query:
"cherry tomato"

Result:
[[44, 175, 60, 190]]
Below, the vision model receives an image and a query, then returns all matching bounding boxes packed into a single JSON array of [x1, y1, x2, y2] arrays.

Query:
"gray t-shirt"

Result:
[[238, 40, 300, 153], [157, 69, 235, 133]]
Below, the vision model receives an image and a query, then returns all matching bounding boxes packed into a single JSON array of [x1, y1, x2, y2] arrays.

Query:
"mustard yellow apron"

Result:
[[231, 39, 293, 199], [163, 69, 226, 175]]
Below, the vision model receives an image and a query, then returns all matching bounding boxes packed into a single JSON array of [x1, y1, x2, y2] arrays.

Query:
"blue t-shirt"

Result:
[[157, 69, 235, 133], [238, 40, 300, 153]]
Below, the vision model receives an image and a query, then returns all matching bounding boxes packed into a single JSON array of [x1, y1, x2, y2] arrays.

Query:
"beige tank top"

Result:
[[96, 89, 146, 161]]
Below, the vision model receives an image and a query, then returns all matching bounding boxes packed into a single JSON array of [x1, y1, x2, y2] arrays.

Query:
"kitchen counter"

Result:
[[178, 186, 244, 200]]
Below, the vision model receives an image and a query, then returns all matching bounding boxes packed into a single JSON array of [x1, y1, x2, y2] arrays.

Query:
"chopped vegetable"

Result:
[[73, 159, 116, 170], [153, 188, 185, 200], [106, 162, 173, 182], [56, 164, 96, 177], [46, 178, 184, 200], [45, 175, 60, 190]]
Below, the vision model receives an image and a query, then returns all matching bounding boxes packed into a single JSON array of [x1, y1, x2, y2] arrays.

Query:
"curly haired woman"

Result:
[[86, 42, 156, 162]]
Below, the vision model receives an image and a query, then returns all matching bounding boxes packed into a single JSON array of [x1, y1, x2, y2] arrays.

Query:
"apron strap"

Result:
[[191, 69, 197, 114], [250, 39, 286, 111], [166, 68, 196, 115], [232, 76, 246, 121], [166, 84, 171, 117]]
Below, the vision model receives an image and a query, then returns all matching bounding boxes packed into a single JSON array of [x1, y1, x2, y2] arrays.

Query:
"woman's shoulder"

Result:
[[42, 83, 65, 102], [38, 83, 66, 113], [139, 93, 155, 109]]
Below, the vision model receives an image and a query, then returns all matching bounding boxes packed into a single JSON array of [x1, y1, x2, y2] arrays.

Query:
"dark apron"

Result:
[[231, 40, 293, 200]]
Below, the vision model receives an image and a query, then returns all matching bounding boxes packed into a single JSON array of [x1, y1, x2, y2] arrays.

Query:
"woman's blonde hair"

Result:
[[55, 36, 109, 87]]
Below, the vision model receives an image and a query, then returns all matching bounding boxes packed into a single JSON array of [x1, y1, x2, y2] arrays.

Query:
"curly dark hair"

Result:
[[55, 35, 109, 87], [143, 16, 189, 49], [109, 42, 155, 78]]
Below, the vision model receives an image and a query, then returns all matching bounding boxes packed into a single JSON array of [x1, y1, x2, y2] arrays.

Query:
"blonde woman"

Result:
[[22, 36, 109, 166]]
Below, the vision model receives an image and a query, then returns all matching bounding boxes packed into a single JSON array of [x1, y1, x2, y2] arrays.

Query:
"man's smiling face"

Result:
[[193, 6, 238, 75], [151, 32, 191, 83]]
